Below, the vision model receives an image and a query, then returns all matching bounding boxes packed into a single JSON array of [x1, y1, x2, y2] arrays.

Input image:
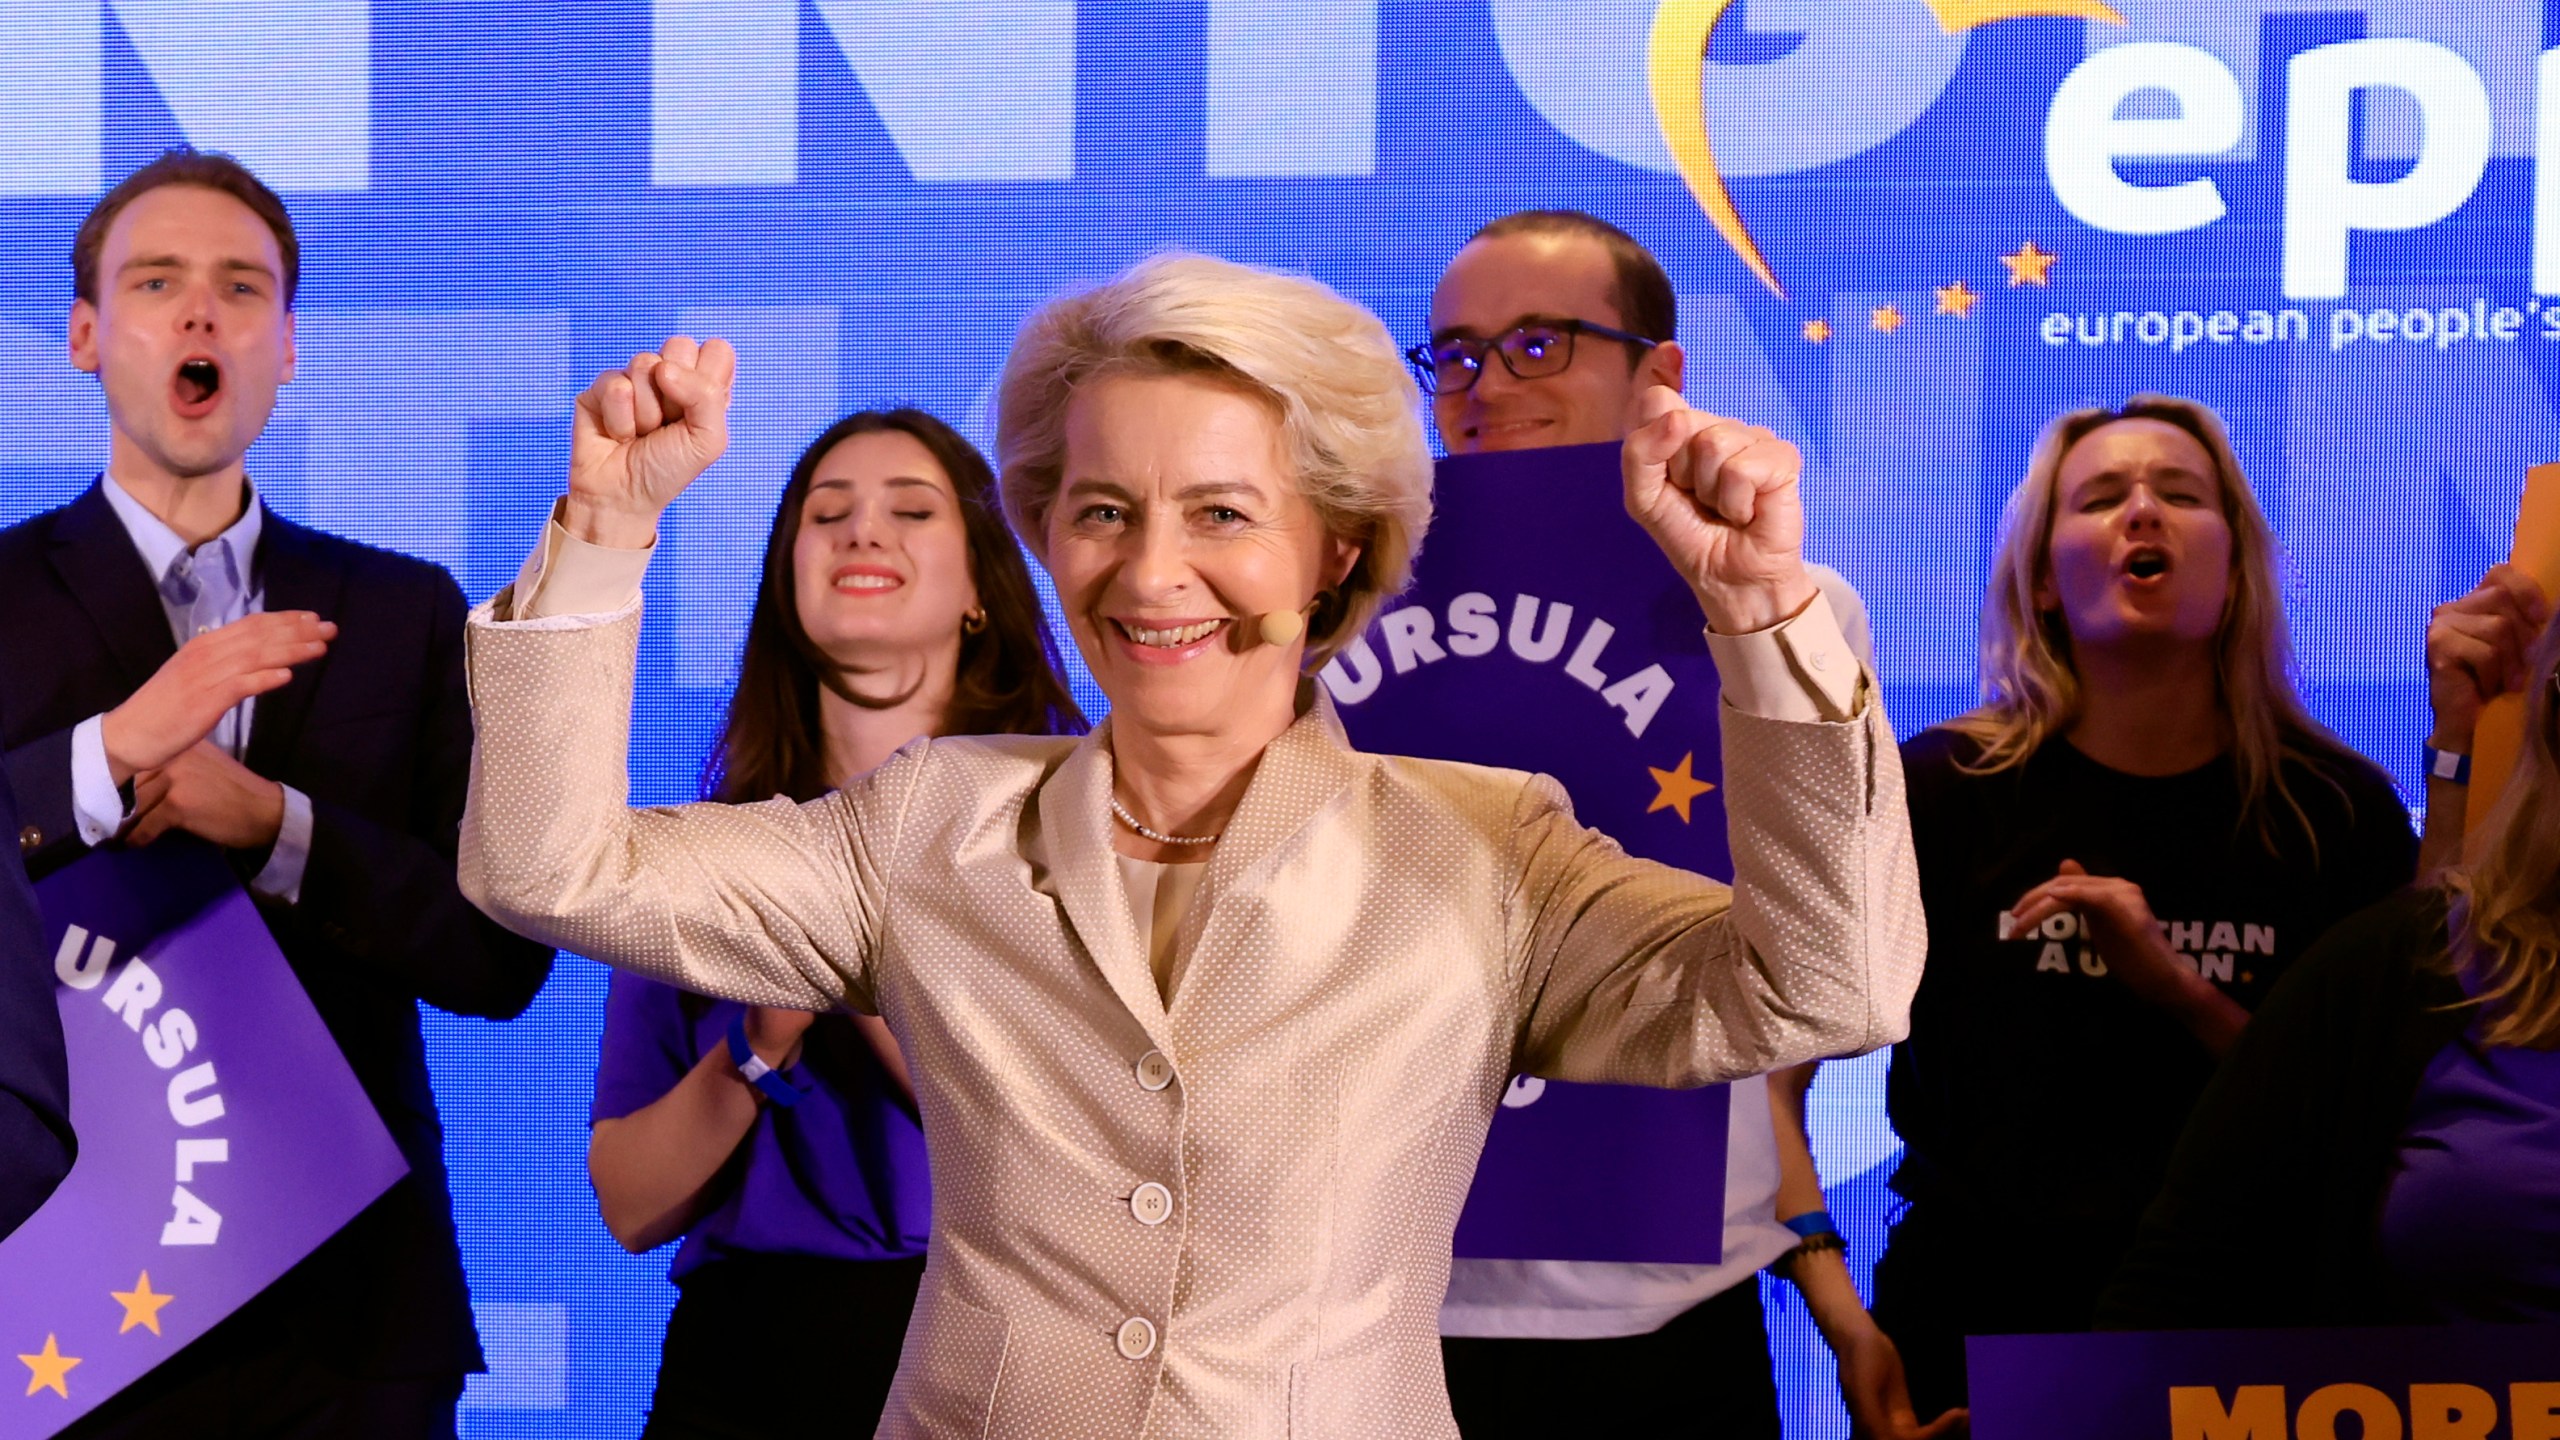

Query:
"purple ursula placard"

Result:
[[1, 843, 407, 1439], [1328, 440, 1731, 1265], [1967, 1327, 2560, 1440]]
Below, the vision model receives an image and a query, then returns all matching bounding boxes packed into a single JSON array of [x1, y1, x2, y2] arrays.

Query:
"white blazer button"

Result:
[[1135, 1051, 1173, 1091], [1130, 1182, 1173, 1226], [1807, 649, 1830, 671], [1116, 1316, 1157, 1359]]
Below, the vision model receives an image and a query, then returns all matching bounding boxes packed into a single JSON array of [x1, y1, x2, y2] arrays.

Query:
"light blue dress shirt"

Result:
[[67, 474, 314, 903]]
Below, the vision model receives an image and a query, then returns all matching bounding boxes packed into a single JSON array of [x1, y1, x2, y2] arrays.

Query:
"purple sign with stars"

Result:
[[1326, 441, 1730, 1265], [1, 843, 406, 1438]]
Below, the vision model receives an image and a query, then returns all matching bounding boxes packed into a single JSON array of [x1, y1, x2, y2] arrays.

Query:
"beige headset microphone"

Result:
[[1254, 597, 1319, 647]]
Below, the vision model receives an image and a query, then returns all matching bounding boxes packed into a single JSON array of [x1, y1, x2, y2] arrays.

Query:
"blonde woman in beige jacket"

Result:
[[459, 253, 1922, 1440]]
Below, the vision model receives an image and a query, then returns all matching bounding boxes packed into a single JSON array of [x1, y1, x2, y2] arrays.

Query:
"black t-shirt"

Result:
[[1887, 726, 2416, 1254]]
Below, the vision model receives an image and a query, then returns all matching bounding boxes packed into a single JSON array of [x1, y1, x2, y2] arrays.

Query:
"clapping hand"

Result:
[[99, 612, 332, 783], [2006, 860, 2188, 1005], [126, 743, 285, 852], [1621, 386, 1817, 634], [565, 336, 738, 548]]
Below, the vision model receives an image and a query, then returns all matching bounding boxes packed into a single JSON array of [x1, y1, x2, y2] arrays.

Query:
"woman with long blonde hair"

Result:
[[2105, 596, 2560, 1325], [1870, 396, 2415, 1411]]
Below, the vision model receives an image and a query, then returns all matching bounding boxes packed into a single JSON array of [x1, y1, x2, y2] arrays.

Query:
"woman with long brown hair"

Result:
[[584, 408, 1082, 1438], [1870, 396, 2417, 1411], [2105, 581, 2560, 1326]]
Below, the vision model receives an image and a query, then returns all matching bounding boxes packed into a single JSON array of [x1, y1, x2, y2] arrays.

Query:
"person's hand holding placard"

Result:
[[2464, 466, 2560, 856]]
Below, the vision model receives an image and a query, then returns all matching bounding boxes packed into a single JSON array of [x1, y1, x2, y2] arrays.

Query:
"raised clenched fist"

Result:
[[565, 335, 738, 548], [1621, 386, 1816, 635]]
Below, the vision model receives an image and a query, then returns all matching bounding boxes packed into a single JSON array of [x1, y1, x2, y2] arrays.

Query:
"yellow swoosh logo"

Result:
[[1649, 0, 2125, 298]]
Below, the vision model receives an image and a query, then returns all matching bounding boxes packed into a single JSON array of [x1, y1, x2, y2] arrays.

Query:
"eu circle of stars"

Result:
[[1637, 249, 2070, 825], [1798, 240, 2057, 345]]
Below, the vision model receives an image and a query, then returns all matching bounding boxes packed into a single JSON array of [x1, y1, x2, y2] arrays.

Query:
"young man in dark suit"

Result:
[[0, 772, 73, 1242], [0, 148, 554, 1438]]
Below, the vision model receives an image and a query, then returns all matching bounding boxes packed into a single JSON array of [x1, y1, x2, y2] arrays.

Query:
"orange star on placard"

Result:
[[1647, 753, 1717, 824], [20, 1334, 79, 1398], [113, 1272, 175, 1336], [1802, 318, 1831, 344], [1935, 280, 1980, 317], [2000, 242, 2057, 287], [1869, 303, 1905, 334]]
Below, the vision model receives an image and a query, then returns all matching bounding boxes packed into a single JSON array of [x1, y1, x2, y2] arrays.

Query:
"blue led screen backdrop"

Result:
[[1, 3, 2543, 1432]]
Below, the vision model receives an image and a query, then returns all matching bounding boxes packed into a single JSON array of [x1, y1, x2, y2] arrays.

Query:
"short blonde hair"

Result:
[[994, 251, 1433, 667], [1947, 395, 2379, 851]]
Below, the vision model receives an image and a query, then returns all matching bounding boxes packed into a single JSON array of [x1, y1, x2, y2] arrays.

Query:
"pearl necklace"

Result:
[[1110, 795, 1221, 847]]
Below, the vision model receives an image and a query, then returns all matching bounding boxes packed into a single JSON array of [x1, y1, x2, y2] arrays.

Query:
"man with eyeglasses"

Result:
[[1411, 214, 1684, 453], [1418, 210, 1953, 1440]]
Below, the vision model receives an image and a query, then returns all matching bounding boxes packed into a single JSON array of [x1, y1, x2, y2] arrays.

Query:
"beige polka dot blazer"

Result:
[[459, 602, 1922, 1439]]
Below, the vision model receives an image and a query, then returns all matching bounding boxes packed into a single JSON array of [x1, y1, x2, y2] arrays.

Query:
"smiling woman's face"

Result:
[[790, 428, 978, 668], [2039, 417, 2234, 652], [1043, 371, 1357, 742]]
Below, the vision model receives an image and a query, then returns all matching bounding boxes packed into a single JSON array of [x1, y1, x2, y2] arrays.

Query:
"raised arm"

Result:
[[458, 337, 894, 1011], [2420, 563, 2549, 876], [1513, 390, 1922, 1083], [1510, 653, 1919, 1085]]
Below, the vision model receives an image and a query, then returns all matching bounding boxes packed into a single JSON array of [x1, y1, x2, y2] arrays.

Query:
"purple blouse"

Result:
[[592, 972, 930, 1282], [2378, 1024, 2560, 1322]]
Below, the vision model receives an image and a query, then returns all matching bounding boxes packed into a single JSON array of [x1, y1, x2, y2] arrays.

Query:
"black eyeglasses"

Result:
[[1405, 319, 1658, 397]]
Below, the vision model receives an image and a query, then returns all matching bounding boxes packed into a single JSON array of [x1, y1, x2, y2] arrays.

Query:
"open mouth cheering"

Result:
[[173, 357, 223, 413]]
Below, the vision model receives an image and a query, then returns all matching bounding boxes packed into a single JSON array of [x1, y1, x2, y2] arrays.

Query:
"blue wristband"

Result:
[[725, 1012, 813, 1108], [1772, 1210, 1848, 1282], [1783, 1211, 1842, 1242], [2425, 745, 2471, 785]]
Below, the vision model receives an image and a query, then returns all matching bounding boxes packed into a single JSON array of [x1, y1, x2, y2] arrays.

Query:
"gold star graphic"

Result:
[[1869, 303, 1905, 334], [1935, 280, 1980, 318], [1801, 318, 1831, 344], [2000, 241, 2057, 287], [1647, 753, 1718, 824], [113, 1272, 175, 1336], [20, 1334, 79, 1399]]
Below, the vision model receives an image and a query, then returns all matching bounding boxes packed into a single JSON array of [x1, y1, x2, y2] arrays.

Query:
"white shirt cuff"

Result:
[[510, 502, 655, 620], [70, 713, 128, 847], [1806, 562, 1875, 671], [1702, 589, 1867, 724], [250, 784, 314, 904]]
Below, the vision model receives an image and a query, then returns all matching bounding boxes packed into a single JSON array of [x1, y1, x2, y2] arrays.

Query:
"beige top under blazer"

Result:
[[459, 548, 1922, 1440]]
